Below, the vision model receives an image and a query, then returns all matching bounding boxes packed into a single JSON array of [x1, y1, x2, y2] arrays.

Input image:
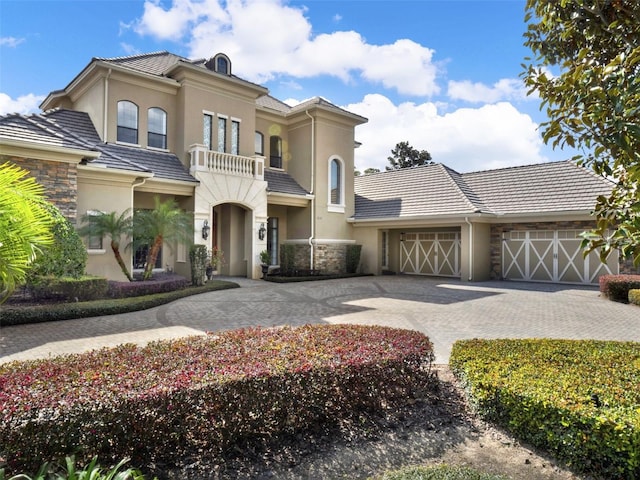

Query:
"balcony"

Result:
[[189, 144, 264, 181]]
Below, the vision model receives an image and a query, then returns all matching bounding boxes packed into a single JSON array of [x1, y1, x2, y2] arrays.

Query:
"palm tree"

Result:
[[0, 162, 53, 303], [134, 196, 193, 280], [77, 210, 134, 281]]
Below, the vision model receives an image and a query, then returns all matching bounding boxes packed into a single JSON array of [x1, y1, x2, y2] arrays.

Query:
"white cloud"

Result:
[[0, 37, 25, 48], [447, 78, 531, 104], [0, 93, 44, 115], [346, 94, 548, 173], [135, 0, 439, 96]]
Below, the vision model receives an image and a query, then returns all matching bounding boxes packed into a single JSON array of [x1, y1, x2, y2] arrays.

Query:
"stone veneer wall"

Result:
[[282, 243, 351, 274], [314, 244, 348, 274], [490, 221, 597, 280], [4, 156, 78, 223]]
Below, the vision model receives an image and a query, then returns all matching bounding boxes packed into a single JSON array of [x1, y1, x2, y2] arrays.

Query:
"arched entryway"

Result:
[[205, 203, 256, 277]]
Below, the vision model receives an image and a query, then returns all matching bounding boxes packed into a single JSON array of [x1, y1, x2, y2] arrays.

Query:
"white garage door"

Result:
[[400, 232, 461, 277], [502, 230, 618, 285]]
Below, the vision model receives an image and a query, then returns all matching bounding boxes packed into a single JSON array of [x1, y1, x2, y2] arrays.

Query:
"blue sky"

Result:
[[0, 0, 573, 173]]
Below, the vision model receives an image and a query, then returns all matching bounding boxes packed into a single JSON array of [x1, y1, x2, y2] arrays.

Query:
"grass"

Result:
[[372, 465, 510, 480]]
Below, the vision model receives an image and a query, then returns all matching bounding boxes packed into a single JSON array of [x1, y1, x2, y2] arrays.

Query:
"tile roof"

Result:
[[354, 164, 486, 219], [265, 169, 309, 196], [256, 95, 292, 114], [462, 161, 614, 214], [0, 109, 198, 183], [354, 161, 614, 220], [94, 51, 190, 76]]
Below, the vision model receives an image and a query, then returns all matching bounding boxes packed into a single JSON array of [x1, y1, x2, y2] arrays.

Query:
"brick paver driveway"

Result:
[[1, 276, 638, 364]]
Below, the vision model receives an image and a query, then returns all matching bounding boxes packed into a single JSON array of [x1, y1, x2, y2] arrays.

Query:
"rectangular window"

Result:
[[267, 217, 278, 266], [217, 116, 227, 152], [381, 231, 388, 269], [231, 120, 240, 155], [203, 114, 213, 150]]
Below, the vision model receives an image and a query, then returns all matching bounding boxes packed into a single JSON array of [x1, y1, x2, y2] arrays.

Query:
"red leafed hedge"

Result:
[[599, 274, 640, 303], [0, 324, 434, 472]]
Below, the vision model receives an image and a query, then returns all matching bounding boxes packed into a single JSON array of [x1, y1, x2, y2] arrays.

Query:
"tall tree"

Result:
[[386, 141, 433, 171], [522, 0, 640, 266], [134, 196, 193, 280], [0, 162, 53, 302], [77, 210, 134, 281]]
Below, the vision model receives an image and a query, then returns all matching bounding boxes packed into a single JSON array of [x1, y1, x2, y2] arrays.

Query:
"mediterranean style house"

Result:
[[0, 51, 630, 285]]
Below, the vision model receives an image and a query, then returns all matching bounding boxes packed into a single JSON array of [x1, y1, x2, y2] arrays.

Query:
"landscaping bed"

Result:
[[450, 338, 640, 479], [0, 324, 435, 475]]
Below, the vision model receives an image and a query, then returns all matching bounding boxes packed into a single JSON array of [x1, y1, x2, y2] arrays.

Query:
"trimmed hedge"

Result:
[[450, 339, 640, 479], [0, 280, 238, 326], [599, 274, 640, 303], [629, 289, 640, 306], [107, 274, 190, 298], [27, 276, 109, 302], [0, 324, 435, 474]]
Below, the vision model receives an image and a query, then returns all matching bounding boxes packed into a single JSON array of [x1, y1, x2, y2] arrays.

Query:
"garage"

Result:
[[400, 232, 461, 277], [502, 229, 618, 285]]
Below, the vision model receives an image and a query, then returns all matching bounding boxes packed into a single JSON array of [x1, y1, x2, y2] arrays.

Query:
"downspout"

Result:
[[131, 177, 148, 272], [305, 110, 315, 270], [464, 217, 473, 281], [103, 69, 112, 141]]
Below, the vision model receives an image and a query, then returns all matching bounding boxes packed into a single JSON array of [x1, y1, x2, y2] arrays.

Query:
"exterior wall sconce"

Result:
[[400, 232, 405, 242], [258, 223, 266, 241], [202, 220, 210, 240]]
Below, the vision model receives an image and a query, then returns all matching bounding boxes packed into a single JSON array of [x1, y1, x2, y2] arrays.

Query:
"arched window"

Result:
[[117, 100, 138, 144], [216, 56, 229, 74], [329, 157, 344, 211], [270, 136, 282, 168], [255, 131, 264, 155], [148, 107, 167, 149]]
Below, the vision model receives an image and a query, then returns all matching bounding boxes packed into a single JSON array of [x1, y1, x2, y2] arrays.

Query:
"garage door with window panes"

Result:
[[400, 232, 461, 277], [502, 229, 618, 285]]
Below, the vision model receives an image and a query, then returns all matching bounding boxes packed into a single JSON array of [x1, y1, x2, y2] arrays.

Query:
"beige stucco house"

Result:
[[0, 50, 630, 285]]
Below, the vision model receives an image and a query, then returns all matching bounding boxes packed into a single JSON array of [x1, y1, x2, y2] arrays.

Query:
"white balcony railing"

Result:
[[189, 144, 264, 181]]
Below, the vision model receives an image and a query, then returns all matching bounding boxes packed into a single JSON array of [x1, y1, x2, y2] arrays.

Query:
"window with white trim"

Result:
[[231, 119, 240, 155], [217, 116, 227, 152], [117, 100, 138, 144], [381, 231, 389, 269], [328, 157, 344, 211], [255, 131, 264, 155], [148, 107, 167, 149], [270, 136, 282, 168], [85, 210, 104, 250], [203, 113, 213, 149]]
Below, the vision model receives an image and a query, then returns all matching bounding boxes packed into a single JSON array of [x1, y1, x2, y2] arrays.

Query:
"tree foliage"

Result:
[[28, 203, 87, 280], [522, 0, 640, 266], [386, 141, 433, 171], [77, 209, 134, 281], [0, 162, 53, 302], [134, 196, 193, 280]]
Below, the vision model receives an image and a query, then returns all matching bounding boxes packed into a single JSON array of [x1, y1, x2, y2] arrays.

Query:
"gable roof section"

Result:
[[462, 161, 614, 214], [354, 164, 487, 220], [354, 160, 614, 220]]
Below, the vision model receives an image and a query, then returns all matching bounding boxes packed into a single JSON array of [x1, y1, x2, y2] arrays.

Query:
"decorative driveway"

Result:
[[1, 276, 638, 364]]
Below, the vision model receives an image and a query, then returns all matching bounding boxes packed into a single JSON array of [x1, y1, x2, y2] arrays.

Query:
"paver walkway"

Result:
[[1, 276, 638, 364]]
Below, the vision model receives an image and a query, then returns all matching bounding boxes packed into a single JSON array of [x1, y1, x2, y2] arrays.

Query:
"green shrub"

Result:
[[28, 204, 87, 280], [450, 339, 640, 479], [280, 244, 296, 273], [0, 325, 435, 473], [629, 289, 640, 306], [0, 455, 148, 480], [27, 276, 108, 302], [346, 244, 362, 274], [188, 244, 208, 286], [0, 280, 238, 326], [599, 274, 640, 303]]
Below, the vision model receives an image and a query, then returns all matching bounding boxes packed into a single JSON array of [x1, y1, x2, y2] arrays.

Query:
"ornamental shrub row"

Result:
[[0, 280, 238, 327], [599, 274, 640, 303], [629, 289, 640, 306], [27, 276, 109, 302], [450, 339, 640, 479], [0, 324, 435, 474]]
